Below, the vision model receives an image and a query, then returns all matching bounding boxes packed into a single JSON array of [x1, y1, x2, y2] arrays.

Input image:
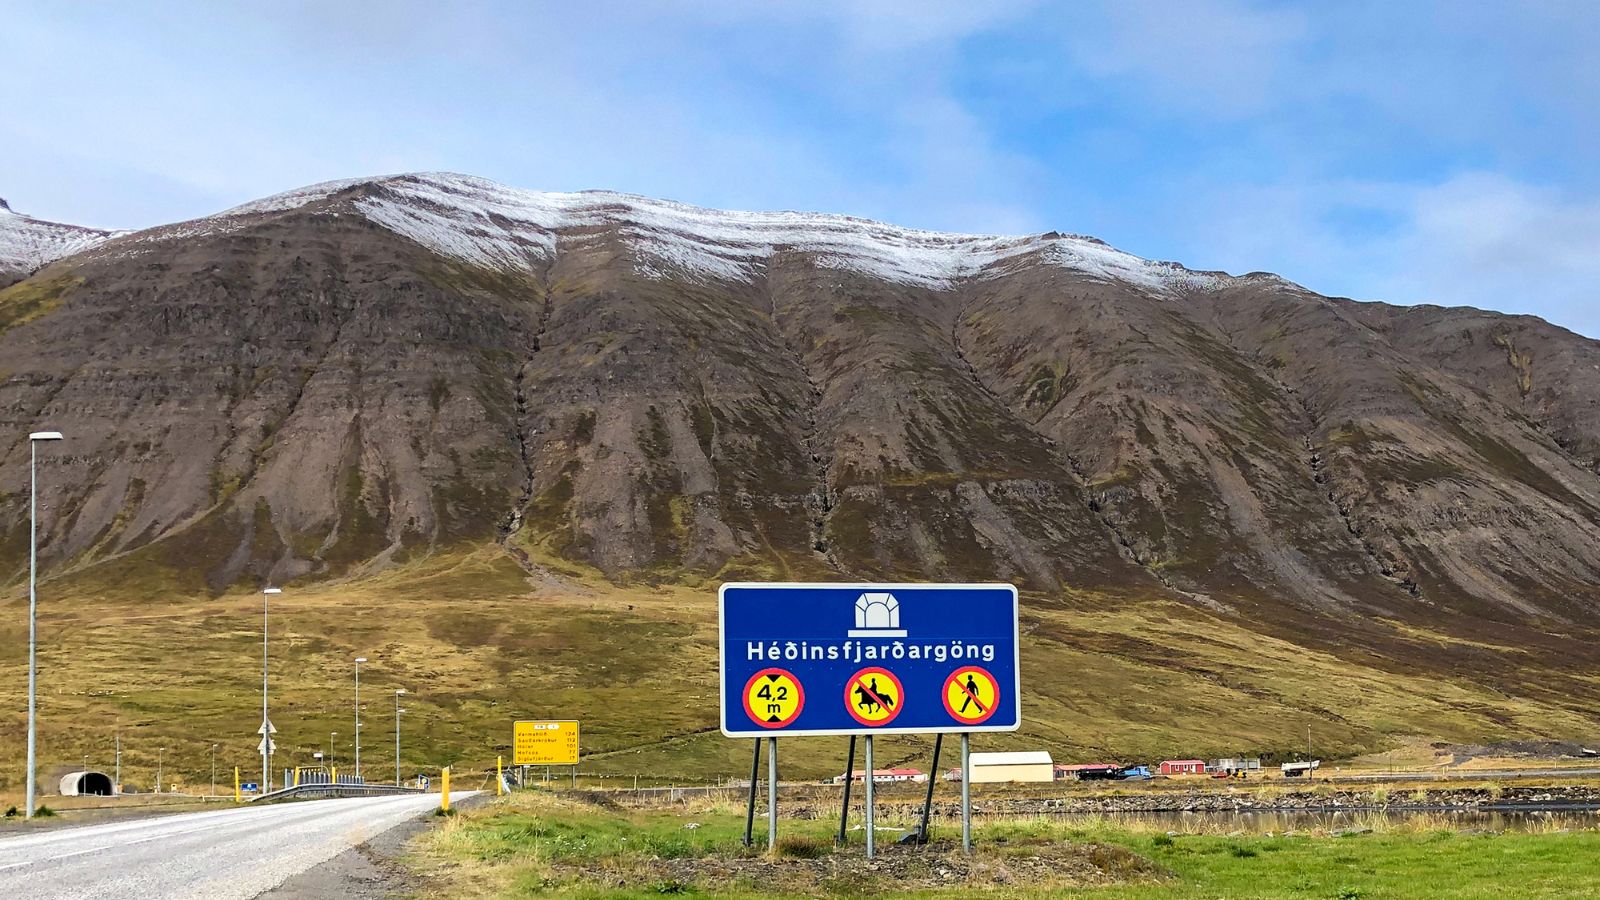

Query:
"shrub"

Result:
[[774, 834, 830, 859], [1229, 845, 1258, 858]]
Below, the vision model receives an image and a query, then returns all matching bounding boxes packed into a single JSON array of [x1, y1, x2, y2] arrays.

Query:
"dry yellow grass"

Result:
[[5, 543, 1600, 795]]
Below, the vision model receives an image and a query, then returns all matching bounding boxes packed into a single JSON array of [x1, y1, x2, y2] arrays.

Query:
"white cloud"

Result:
[[1379, 173, 1600, 336], [1143, 172, 1600, 338], [1064, 0, 1310, 117]]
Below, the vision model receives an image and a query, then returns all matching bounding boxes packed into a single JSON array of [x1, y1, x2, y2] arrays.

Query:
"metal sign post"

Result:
[[743, 738, 761, 847], [767, 737, 778, 851], [864, 736, 876, 859], [960, 733, 972, 852], [836, 735, 856, 845], [918, 733, 943, 844]]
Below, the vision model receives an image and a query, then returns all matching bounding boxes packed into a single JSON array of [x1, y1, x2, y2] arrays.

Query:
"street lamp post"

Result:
[[354, 657, 368, 779], [261, 587, 281, 793], [24, 430, 63, 819], [157, 746, 165, 793], [329, 732, 337, 771], [212, 743, 219, 797], [394, 689, 407, 786]]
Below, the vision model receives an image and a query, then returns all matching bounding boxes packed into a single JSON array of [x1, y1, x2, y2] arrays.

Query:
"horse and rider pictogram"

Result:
[[844, 666, 904, 727]]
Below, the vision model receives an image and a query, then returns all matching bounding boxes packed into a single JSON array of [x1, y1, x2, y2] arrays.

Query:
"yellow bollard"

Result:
[[234, 767, 241, 803], [497, 756, 503, 796], [331, 766, 337, 784], [441, 766, 451, 812]]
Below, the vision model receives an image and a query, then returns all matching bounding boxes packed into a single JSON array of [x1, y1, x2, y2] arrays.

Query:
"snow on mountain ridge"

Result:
[[212, 172, 1224, 292], [0, 203, 113, 281]]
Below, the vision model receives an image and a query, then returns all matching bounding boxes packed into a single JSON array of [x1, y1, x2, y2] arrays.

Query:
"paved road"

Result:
[[0, 792, 473, 899]]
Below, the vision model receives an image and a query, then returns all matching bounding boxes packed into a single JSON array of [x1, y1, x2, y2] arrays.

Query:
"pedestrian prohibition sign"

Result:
[[845, 667, 903, 726], [719, 582, 1020, 737], [943, 665, 1000, 725], [743, 668, 805, 727]]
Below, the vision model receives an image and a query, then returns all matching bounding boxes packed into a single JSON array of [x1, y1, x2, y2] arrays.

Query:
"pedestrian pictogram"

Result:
[[743, 668, 805, 728], [845, 667, 904, 726], [942, 665, 1000, 725]]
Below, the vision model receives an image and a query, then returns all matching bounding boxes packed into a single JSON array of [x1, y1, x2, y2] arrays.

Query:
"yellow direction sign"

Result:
[[742, 668, 805, 728], [943, 666, 1000, 725], [513, 720, 580, 765]]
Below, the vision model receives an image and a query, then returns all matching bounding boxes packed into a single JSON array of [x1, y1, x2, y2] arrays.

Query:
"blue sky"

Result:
[[3, 1, 1597, 336]]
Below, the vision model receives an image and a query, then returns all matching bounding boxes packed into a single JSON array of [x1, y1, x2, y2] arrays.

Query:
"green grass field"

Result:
[[414, 790, 1600, 898]]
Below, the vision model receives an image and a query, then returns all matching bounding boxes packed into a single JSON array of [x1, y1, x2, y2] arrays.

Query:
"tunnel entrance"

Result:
[[60, 770, 115, 796]]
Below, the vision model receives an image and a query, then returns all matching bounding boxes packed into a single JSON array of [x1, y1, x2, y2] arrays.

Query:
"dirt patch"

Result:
[[557, 837, 1162, 895]]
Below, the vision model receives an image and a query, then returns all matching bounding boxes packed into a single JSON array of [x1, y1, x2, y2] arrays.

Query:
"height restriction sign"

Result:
[[743, 668, 805, 728], [718, 583, 1021, 737]]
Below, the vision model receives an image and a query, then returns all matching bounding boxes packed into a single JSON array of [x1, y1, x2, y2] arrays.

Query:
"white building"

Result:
[[963, 751, 1055, 784]]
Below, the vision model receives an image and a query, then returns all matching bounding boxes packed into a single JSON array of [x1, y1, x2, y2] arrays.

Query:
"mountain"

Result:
[[0, 198, 113, 288], [3, 173, 1600, 774], [5, 172, 1598, 613]]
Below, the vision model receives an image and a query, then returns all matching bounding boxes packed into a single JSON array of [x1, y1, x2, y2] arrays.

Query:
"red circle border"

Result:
[[844, 666, 905, 727], [942, 665, 999, 725], [742, 667, 805, 729]]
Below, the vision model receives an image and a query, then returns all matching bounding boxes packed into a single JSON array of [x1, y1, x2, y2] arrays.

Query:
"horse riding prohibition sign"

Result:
[[743, 668, 804, 728], [845, 666, 903, 726], [942, 665, 1000, 725]]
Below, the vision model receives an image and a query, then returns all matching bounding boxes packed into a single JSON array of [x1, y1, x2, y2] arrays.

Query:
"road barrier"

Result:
[[252, 782, 423, 802]]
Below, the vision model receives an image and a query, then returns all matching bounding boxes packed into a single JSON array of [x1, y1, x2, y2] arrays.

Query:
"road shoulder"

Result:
[[262, 795, 485, 898]]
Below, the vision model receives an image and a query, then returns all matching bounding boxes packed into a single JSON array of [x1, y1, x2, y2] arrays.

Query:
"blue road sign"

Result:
[[241, 782, 259, 792], [718, 583, 1021, 737]]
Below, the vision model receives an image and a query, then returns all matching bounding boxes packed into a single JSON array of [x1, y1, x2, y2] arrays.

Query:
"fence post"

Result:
[[497, 756, 504, 796]]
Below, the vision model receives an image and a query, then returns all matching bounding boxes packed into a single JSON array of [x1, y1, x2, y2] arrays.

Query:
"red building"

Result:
[[1159, 759, 1206, 776]]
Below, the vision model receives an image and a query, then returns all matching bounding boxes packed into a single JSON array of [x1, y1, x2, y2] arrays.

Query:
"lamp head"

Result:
[[263, 587, 282, 595], [396, 688, 407, 695], [29, 431, 63, 442], [355, 656, 368, 664]]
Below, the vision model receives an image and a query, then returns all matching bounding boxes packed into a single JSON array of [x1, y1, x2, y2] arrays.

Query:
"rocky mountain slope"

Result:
[[3, 172, 1599, 640]]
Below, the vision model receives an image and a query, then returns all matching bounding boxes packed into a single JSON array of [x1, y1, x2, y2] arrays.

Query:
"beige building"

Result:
[[966, 750, 1055, 783]]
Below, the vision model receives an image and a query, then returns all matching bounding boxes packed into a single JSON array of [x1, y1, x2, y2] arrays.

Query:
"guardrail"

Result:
[[252, 782, 425, 802]]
